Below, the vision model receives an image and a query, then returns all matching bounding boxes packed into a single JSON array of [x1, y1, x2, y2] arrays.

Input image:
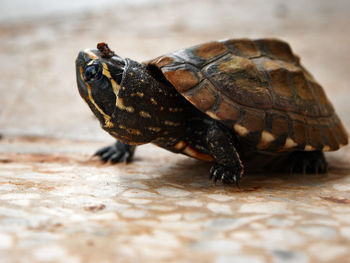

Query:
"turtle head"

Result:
[[75, 43, 125, 125]]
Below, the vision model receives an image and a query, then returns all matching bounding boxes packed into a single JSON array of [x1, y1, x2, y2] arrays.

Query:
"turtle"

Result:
[[75, 38, 348, 185]]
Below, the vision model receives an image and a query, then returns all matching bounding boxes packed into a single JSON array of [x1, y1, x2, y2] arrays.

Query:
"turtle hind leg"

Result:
[[289, 151, 328, 174], [94, 140, 136, 163]]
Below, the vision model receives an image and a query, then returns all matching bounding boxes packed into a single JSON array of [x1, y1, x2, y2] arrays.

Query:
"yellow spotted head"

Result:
[[75, 43, 125, 126]]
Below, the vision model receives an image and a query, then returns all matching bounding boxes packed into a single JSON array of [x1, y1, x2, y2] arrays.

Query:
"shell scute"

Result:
[[312, 82, 334, 116], [193, 41, 228, 60], [334, 117, 349, 146], [173, 41, 228, 68], [203, 55, 272, 109], [271, 114, 289, 142], [322, 125, 340, 150], [149, 55, 175, 68], [183, 79, 217, 111], [268, 65, 294, 98], [254, 39, 297, 62], [162, 64, 203, 92], [207, 98, 239, 121], [292, 71, 314, 101], [292, 123, 307, 147], [279, 60, 302, 72], [241, 109, 265, 133], [307, 124, 325, 150], [253, 57, 298, 113], [222, 39, 260, 58]]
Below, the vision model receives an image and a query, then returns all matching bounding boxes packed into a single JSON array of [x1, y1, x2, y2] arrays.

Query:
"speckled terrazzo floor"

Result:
[[1, 0, 350, 262], [1, 137, 350, 262]]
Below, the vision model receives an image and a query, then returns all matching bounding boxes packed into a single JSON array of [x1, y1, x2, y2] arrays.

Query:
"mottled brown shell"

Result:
[[147, 38, 348, 152]]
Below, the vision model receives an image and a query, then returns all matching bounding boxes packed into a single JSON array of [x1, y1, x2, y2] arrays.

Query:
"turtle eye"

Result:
[[83, 63, 102, 82]]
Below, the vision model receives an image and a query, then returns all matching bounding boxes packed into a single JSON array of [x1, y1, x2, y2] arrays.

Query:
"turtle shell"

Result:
[[147, 38, 348, 152]]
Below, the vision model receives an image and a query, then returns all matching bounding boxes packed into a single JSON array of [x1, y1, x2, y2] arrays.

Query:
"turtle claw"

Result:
[[94, 145, 112, 158], [94, 141, 135, 164], [289, 151, 327, 174], [209, 164, 242, 187], [209, 165, 222, 185]]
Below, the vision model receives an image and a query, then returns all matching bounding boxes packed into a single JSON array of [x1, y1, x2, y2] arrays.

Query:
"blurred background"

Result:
[[1, 0, 349, 143]]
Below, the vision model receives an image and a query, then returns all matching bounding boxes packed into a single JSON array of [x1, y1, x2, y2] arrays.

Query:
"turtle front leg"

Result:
[[206, 122, 244, 186], [94, 140, 136, 163]]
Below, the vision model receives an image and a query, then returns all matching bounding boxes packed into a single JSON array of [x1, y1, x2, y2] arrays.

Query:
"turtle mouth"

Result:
[[76, 68, 88, 98]]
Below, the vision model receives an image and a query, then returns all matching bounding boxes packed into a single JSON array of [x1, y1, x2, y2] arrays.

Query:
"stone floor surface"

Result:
[[1, 0, 350, 262]]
